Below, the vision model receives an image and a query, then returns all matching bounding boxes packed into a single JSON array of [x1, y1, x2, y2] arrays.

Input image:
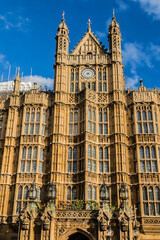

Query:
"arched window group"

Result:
[[70, 69, 79, 93], [99, 108, 108, 135], [88, 186, 97, 200], [98, 68, 107, 92], [68, 147, 77, 173], [20, 146, 44, 173], [136, 106, 155, 134], [67, 186, 77, 200], [139, 146, 157, 172], [24, 108, 46, 136], [99, 147, 109, 173], [88, 145, 96, 172], [142, 186, 160, 216], [69, 109, 78, 135]]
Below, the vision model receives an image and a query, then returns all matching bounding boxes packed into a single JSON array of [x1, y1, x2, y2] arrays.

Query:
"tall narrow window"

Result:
[[99, 148, 103, 160], [139, 146, 144, 159], [25, 112, 30, 122], [68, 148, 72, 160], [151, 146, 156, 159], [67, 187, 71, 200], [93, 187, 96, 200], [98, 71, 101, 80], [22, 147, 26, 159], [143, 187, 147, 200], [27, 147, 32, 159], [40, 148, 44, 160], [145, 147, 150, 159], [88, 186, 91, 199], [33, 147, 38, 159], [23, 186, 28, 200], [18, 186, 23, 200], [137, 111, 141, 121], [72, 187, 77, 200]]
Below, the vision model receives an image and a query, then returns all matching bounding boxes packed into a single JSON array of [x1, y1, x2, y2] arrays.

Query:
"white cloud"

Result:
[[116, 0, 128, 10], [132, 0, 160, 19], [22, 75, 53, 89], [0, 12, 30, 31], [122, 42, 153, 89], [150, 43, 160, 60], [95, 31, 106, 38], [123, 42, 152, 70], [106, 17, 112, 28], [0, 53, 10, 69]]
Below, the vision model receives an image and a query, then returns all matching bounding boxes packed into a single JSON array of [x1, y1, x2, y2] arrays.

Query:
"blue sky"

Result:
[[0, 0, 160, 89]]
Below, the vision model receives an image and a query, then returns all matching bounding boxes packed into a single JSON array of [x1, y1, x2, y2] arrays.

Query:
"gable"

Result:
[[71, 32, 107, 55]]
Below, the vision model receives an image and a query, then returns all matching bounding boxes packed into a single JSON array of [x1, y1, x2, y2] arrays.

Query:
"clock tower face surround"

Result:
[[81, 68, 95, 79]]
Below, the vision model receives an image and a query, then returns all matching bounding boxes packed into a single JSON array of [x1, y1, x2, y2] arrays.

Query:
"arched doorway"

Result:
[[68, 232, 89, 240]]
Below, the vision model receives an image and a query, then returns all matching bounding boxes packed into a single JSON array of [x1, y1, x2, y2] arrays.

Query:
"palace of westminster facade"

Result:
[[0, 13, 160, 240]]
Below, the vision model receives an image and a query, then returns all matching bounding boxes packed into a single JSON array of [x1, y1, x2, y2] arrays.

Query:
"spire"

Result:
[[57, 11, 68, 32], [14, 67, 21, 95], [87, 19, 91, 32], [113, 8, 116, 20]]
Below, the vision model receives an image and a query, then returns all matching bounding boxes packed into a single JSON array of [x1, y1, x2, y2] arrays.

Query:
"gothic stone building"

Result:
[[0, 14, 160, 240]]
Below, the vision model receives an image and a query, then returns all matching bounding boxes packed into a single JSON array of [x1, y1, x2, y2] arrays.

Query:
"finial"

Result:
[[140, 79, 143, 87], [17, 67, 20, 77], [87, 19, 91, 32], [112, 8, 116, 20], [62, 11, 65, 20]]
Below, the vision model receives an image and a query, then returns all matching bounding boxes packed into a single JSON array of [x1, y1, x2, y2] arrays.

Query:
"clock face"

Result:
[[81, 68, 95, 79]]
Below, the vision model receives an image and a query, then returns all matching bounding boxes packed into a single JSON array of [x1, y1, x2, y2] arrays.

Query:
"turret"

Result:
[[108, 10, 122, 63], [55, 12, 69, 55], [13, 68, 21, 95]]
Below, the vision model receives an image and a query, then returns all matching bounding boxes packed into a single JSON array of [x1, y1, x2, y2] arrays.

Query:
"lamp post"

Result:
[[47, 182, 56, 200], [106, 225, 114, 240]]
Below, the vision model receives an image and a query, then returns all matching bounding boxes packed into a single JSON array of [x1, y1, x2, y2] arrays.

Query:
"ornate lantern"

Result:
[[28, 182, 37, 200], [119, 183, 129, 201], [47, 182, 56, 200], [100, 182, 109, 201]]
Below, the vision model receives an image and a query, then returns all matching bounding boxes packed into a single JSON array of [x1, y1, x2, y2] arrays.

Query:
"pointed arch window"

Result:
[[25, 112, 30, 122], [67, 187, 71, 200], [40, 148, 44, 160], [155, 187, 160, 201], [104, 147, 108, 159], [33, 147, 38, 159], [70, 83, 74, 92], [98, 71, 101, 81], [73, 148, 77, 160], [18, 186, 23, 200], [88, 146, 91, 158], [99, 148, 103, 160], [71, 71, 74, 82], [31, 112, 35, 122], [23, 186, 28, 200], [142, 111, 147, 121], [93, 187, 96, 200], [103, 83, 106, 92], [137, 111, 141, 121], [145, 147, 150, 159], [68, 148, 72, 160], [88, 186, 91, 199], [148, 111, 152, 120], [143, 187, 147, 200], [92, 147, 96, 159], [149, 187, 154, 200], [72, 187, 77, 200], [139, 146, 144, 159], [22, 147, 26, 159], [151, 146, 156, 159], [27, 147, 32, 159], [36, 112, 40, 122], [103, 71, 106, 80], [75, 71, 79, 81]]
